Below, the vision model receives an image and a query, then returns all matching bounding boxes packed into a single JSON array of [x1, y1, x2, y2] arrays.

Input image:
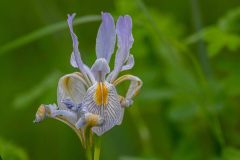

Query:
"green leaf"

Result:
[[186, 7, 240, 57], [203, 27, 240, 57]]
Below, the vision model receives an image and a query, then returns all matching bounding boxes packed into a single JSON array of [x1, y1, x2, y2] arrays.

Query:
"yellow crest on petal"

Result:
[[94, 82, 108, 106]]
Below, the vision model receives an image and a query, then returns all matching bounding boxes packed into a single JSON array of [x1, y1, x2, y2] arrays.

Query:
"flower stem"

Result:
[[85, 127, 93, 160], [94, 136, 101, 160], [86, 144, 92, 160]]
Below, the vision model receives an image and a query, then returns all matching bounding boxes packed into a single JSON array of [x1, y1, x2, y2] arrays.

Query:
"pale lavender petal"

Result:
[[116, 16, 134, 50], [121, 54, 134, 71], [107, 15, 134, 82], [91, 58, 110, 82], [96, 12, 116, 62], [70, 52, 78, 68], [67, 14, 86, 75], [83, 64, 96, 84], [51, 110, 78, 124], [82, 82, 123, 135]]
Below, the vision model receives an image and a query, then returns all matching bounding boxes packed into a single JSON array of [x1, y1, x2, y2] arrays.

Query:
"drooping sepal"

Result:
[[57, 72, 89, 110], [82, 82, 123, 136], [113, 75, 142, 108]]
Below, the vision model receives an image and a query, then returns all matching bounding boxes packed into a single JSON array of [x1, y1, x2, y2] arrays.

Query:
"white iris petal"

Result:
[[82, 82, 123, 136]]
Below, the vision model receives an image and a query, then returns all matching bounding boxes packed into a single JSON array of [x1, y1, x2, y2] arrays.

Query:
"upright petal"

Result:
[[107, 15, 134, 82], [96, 12, 116, 62], [116, 16, 134, 51], [67, 14, 87, 75], [70, 52, 78, 68]]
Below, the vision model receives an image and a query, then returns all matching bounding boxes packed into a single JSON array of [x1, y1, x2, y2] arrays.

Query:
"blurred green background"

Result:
[[0, 0, 240, 159]]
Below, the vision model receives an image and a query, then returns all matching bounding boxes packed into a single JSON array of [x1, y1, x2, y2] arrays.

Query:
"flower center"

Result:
[[94, 82, 108, 106]]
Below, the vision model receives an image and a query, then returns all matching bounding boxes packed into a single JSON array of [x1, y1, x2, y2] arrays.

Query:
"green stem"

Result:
[[0, 15, 101, 56], [85, 127, 93, 160], [94, 136, 101, 160], [86, 144, 92, 160]]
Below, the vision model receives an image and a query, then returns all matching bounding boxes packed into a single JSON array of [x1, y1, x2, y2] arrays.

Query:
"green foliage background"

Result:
[[0, 0, 240, 159]]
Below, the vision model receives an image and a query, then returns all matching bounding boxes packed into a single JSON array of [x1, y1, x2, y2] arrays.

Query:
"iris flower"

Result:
[[34, 12, 142, 138]]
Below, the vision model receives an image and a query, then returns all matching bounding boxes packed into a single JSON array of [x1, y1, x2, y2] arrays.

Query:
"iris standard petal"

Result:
[[107, 15, 134, 82], [70, 52, 78, 68], [57, 72, 88, 109], [82, 82, 123, 136], [67, 14, 88, 76], [96, 12, 116, 62], [116, 16, 134, 50]]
